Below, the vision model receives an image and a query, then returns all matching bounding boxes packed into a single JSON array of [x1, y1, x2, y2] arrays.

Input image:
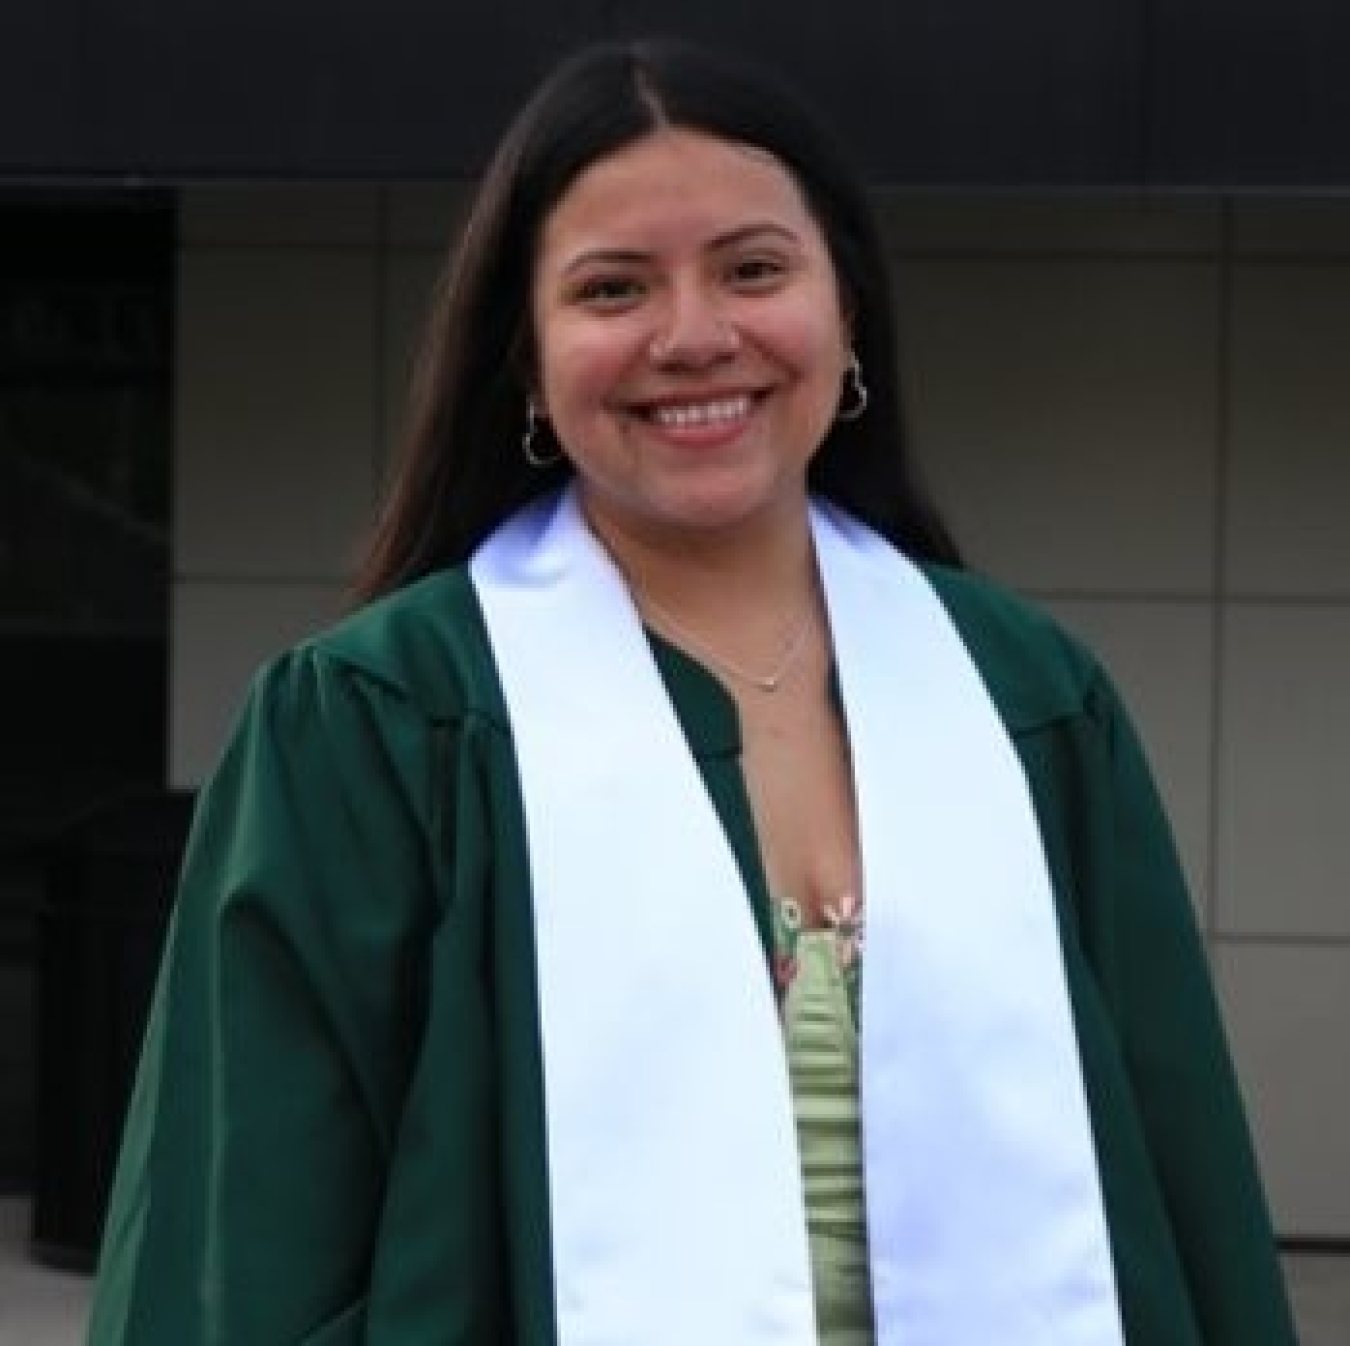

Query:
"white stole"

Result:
[[471, 486, 1123, 1346]]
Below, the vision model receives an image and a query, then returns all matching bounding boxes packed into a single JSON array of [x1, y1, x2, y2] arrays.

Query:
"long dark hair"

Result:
[[353, 39, 959, 602]]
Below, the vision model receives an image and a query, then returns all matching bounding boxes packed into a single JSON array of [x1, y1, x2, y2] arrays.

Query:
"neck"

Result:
[[580, 497, 825, 697], [581, 500, 818, 622]]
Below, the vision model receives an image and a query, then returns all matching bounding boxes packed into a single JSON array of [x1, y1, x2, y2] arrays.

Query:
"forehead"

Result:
[[537, 128, 824, 259]]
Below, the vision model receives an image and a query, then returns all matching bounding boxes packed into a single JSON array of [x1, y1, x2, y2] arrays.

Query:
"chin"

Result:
[[651, 481, 803, 536], [582, 468, 808, 545]]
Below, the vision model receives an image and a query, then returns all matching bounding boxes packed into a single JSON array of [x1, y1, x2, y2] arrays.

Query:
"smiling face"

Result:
[[530, 128, 852, 552]]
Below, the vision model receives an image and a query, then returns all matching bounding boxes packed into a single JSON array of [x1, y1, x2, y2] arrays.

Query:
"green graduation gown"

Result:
[[86, 562, 1298, 1346]]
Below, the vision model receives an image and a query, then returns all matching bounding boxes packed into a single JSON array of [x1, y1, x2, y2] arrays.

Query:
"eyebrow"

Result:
[[558, 221, 804, 277]]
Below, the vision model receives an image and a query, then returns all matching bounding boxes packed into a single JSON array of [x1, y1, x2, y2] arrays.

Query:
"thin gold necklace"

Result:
[[638, 592, 812, 693]]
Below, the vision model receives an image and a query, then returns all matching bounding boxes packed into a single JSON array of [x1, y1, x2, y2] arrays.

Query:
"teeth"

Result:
[[651, 395, 751, 428]]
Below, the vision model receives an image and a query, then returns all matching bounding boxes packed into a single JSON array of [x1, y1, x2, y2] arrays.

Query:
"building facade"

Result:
[[2, 0, 1348, 1247]]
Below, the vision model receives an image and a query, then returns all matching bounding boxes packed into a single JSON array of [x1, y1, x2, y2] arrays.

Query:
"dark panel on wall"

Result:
[[1, 0, 1141, 184], [1148, 0, 1350, 186], [5, 0, 1350, 185], [596, 0, 1143, 186], [83, 0, 610, 178], [0, 0, 83, 173]]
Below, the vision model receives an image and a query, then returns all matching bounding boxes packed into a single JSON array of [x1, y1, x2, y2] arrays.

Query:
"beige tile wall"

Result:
[[171, 186, 460, 783], [171, 187, 1350, 1237], [887, 195, 1350, 1239], [895, 256, 1221, 592], [174, 248, 381, 578]]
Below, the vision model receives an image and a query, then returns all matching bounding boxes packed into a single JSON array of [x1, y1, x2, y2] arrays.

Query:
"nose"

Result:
[[648, 283, 739, 368]]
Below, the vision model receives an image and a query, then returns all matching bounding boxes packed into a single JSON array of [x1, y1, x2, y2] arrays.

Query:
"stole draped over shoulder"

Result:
[[471, 486, 1123, 1346]]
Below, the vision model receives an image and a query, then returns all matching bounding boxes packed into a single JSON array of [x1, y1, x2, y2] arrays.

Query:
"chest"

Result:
[[735, 671, 860, 927]]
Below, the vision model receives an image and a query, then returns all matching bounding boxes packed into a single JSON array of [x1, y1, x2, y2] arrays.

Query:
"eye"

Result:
[[571, 275, 645, 308], [727, 255, 789, 290]]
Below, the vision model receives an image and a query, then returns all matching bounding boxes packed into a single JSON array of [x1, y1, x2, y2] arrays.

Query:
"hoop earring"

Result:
[[522, 400, 562, 468], [836, 351, 869, 422]]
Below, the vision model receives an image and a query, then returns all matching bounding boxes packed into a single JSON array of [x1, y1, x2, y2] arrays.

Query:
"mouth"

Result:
[[638, 392, 757, 430]]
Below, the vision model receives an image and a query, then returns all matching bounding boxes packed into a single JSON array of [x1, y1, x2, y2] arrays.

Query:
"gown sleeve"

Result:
[[1075, 666, 1298, 1345], [86, 642, 472, 1345]]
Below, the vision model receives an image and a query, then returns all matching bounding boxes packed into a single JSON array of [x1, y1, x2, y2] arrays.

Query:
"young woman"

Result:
[[88, 39, 1296, 1346]]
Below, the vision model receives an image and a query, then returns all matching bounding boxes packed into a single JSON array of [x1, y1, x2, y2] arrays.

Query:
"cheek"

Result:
[[787, 333, 850, 413], [537, 329, 633, 418], [767, 294, 849, 377]]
